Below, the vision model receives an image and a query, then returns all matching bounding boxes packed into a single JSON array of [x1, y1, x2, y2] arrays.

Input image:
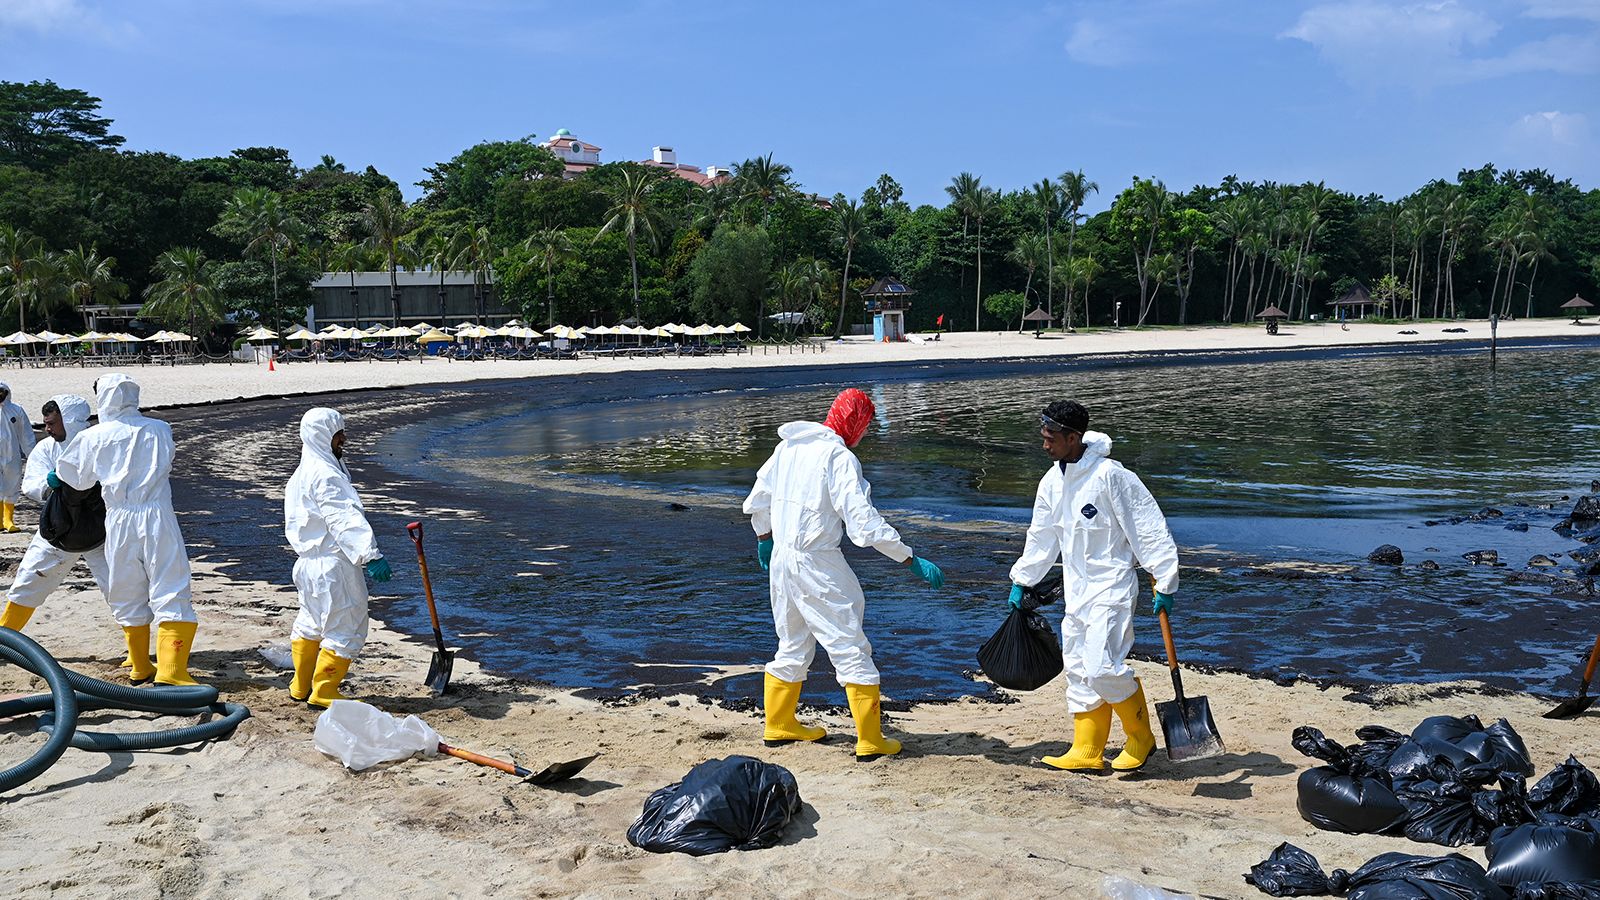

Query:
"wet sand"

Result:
[[2, 323, 1599, 896]]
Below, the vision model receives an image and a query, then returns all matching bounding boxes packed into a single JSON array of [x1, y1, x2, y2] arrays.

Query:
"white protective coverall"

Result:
[[1009, 431, 1180, 714], [5, 394, 110, 608], [53, 374, 196, 626], [285, 408, 380, 658], [743, 421, 912, 686], [0, 382, 37, 505]]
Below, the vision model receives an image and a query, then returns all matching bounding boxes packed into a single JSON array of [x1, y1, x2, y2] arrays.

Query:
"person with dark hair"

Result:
[[1007, 399, 1180, 773], [743, 387, 945, 761], [0, 394, 110, 633]]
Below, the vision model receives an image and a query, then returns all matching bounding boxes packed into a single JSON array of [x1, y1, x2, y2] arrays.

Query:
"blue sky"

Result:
[[2, 0, 1595, 210]]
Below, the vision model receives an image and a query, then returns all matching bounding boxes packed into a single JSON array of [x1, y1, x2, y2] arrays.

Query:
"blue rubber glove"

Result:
[[46, 471, 61, 490], [365, 557, 392, 583], [1153, 591, 1174, 616], [909, 556, 944, 588], [1008, 584, 1024, 610], [756, 538, 773, 572]]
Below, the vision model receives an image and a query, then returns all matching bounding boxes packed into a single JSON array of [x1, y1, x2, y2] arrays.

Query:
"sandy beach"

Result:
[[1, 319, 1598, 898], [0, 318, 1590, 412]]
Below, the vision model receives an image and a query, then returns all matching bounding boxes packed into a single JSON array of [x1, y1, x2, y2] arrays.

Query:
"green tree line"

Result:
[[2, 79, 1597, 341]]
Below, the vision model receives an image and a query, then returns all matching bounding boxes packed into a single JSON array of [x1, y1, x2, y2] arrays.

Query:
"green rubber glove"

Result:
[[909, 556, 944, 588], [757, 538, 773, 572], [1153, 591, 1174, 615], [46, 471, 62, 490], [365, 557, 392, 583], [1008, 584, 1024, 610]]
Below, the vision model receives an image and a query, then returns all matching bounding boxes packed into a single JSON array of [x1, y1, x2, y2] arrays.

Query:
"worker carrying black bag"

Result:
[[977, 571, 1063, 691], [38, 481, 106, 553]]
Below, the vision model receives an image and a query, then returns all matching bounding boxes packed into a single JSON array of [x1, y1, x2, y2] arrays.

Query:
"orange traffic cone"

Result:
[[268, 357, 276, 371]]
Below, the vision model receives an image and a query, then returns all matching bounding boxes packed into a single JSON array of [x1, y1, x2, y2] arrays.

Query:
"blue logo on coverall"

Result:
[[1081, 503, 1098, 520]]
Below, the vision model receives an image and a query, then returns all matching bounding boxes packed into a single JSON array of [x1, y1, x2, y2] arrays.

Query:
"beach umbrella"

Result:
[[35, 330, 63, 342], [1021, 306, 1054, 324], [730, 323, 752, 334], [1, 331, 42, 345], [1255, 305, 1288, 319], [664, 323, 688, 334], [649, 327, 673, 338], [413, 328, 455, 343], [711, 324, 734, 335], [768, 312, 806, 325], [244, 326, 278, 341], [284, 328, 318, 342], [410, 322, 436, 334], [514, 326, 543, 339], [1561, 294, 1593, 323], [686, 323, 715, 337]]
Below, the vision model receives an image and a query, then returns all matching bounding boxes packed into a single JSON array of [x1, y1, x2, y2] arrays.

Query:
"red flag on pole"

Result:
[[936, 314, 945, 327]]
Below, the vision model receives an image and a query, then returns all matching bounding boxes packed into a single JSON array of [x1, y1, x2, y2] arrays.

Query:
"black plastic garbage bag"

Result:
[[1514, 883, 1600, 900], [977, 607, 1062, 691], [1299, 767, 1410, 835], [1245, 842, 1335, 896], [626, 756, 801, 856], [1293, 727, 1409, 835], [1348, 725, 1408, 772], [38, 482, 105, 553], [1396, 774, 1530, 847], [1485, 822, 1600, 889], [1385, 738, 1499, 785], [1244, 844, 1508, 899], [1408, 715, 1534, 778], [1530, 757, 1600, 818]]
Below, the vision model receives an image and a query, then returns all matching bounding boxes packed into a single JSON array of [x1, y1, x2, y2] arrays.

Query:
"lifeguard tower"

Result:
[[862, 276, 914, 341]]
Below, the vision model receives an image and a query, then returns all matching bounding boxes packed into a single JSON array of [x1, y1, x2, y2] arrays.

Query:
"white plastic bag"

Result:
[[313, 700, 442, 771], [258, 642, 292, 669], [1100, 875, 1196, 900]]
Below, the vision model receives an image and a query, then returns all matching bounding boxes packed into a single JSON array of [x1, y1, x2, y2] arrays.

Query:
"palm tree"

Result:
[[692, 182, 739, 232], [419, 228, 463, 324], [12, 250, 70, 337], [329, 241, 367, 328], [732, 154, 793, 225], [832, 197, 864, 339], [1143, 252, 1177, 326], [1068, 255, 1102, 329], [361, 194, 413, 325], [963, 186, 998, 331], [457, 225, 495, 325], [1058, 170, 1098, 330], [1009, 232, 1047, 327], [1125, 178, 1170, 326], [945, 172, 981, 305], [141, 248, 223, 339], [220, 187, 303, 338], [597, 169, 664, 323], [1030, 179, 1062, 319], [61, 245, 126, 331], [523, 227, 574, 326], [0, 225, 44, 333]]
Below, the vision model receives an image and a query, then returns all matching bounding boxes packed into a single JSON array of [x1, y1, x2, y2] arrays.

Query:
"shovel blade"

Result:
[[526, 754, 600, 786], [1542, 695, 1595, 720], [425, 650, 454, 696], [1156, 695, 1225, 763]]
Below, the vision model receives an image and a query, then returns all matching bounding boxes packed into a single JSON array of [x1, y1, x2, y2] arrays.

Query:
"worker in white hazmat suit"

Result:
[[0, 395, 111, 632], [53, 374, 200, 686], [1007, 400, 1180, 773], [0, 382, 38, 533], [743, 388, 946, 761], [284, 407, 391, 707]]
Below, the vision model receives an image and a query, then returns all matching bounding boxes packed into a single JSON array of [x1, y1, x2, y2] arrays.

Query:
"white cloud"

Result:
[[1511, 110, 1590, 146], [1065, 18, 1141, 66], [0, 0, 131, 41], [1282, 0, 1599, 87]]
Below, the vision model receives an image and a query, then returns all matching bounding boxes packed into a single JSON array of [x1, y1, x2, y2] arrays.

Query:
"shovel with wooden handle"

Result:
[[1155, 608, 1225, 762], [1543, 631, 1600, 720], [438, 743, 600, 785], [406, 521, 454, 696]]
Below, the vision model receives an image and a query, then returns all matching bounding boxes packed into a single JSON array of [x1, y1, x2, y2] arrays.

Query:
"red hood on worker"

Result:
[[822, 388, 874, 448]]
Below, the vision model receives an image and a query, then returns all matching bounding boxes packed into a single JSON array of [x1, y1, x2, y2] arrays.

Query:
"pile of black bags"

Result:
[[1256, 712, 1600, 896], [627, 756, 802, 856]]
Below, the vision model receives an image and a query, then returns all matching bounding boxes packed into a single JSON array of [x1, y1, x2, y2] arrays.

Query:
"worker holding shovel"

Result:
[[1006, 400, 1180, 774], [284, 408, 391, 708]]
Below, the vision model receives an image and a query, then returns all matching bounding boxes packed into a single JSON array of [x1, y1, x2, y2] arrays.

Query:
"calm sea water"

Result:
[[377, 345, 1600, 703]]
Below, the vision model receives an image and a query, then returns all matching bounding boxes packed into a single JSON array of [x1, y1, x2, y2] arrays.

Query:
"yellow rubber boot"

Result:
[[123, 625, 156, 684], [1110, 681, 1158, 772], [763, 673, 827, 746], [289, 638, 320, 702], [154, 621, 200, 686], [1, 502, 15, 533], [0, 601, 35, 631], [306, 648, 352, 708], [844, 683, 901, 761], [1042, 704, 1112, 773]]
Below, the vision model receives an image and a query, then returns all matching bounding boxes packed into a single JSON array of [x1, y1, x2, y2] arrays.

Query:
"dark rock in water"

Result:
[[1470, 507, 1504, 520], [1570, 547, 1600, 564], [1368, 544, 1404, 565], [1425, 547, 1440, 552], [1463, 549, 1499, 565], [1571, 495, 1600, 522], [667, 502, 690, 511], [1529, 555, 1559, 567], [1424, 520, 1441, 527], [1592, 479, 1600, 493], [1418, 560, 1440, 571], [1504, 523, 1529, 531]]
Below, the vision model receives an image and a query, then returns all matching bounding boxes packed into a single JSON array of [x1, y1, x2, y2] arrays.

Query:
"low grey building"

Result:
[[309, 270, 515, 329]]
